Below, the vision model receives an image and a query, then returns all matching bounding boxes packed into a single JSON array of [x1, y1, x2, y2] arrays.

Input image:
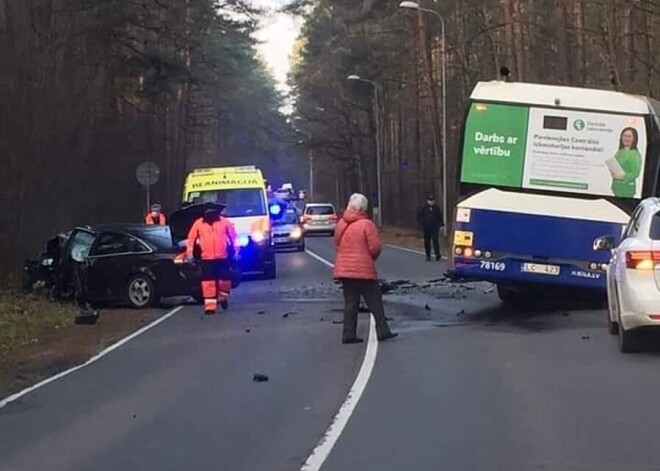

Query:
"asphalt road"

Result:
[[3, 236, 660, 470]]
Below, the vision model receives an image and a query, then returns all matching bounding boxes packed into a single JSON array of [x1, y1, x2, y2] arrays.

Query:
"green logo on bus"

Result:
[[573, 119, 585, 131]]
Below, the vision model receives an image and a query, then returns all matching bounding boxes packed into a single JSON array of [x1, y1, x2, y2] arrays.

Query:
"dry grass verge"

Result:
[[0, 290, 163, 398]]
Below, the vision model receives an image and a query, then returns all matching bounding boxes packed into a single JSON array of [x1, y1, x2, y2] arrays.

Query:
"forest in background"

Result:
[[1, 0, 301, 281], [289, 0, 660, 227]]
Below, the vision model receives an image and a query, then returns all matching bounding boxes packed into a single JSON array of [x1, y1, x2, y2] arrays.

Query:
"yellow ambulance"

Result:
[[181, 166, 276, 279]]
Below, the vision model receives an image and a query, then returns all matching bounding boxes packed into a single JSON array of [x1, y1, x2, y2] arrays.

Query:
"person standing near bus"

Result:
[[610, 127, 643, 198], [417, 194, 444, 261], [186, 207, 237, 314]]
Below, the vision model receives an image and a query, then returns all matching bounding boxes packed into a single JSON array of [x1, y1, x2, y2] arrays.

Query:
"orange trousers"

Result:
[[201, 259, 231, 313]]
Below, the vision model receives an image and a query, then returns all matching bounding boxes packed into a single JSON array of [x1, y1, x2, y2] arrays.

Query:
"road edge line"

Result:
[[301, 248, 379, 471], [0, 305, 184, 409], [301, 316, 377, 471]]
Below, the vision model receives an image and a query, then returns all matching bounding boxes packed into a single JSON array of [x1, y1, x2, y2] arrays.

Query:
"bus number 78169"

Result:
[[480, 260, 506, 272]]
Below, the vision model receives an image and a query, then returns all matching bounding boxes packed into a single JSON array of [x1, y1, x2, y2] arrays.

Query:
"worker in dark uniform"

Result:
[[417, 194, 444, 261]]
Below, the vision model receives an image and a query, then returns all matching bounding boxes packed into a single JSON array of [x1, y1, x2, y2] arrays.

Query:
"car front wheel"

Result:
[[618, 327, 639, 353], [126, 274, 158, 309]]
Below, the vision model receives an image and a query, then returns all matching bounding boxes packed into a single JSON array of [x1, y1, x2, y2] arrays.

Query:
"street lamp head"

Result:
[[347, 75, 361, 81], [399, 1, 420, 10]]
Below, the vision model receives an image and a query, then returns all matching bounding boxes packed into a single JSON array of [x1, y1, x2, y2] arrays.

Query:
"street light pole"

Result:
[[399, 2, 448, 235], [309, 143, 314, 202], [347, 75, 382, 227]]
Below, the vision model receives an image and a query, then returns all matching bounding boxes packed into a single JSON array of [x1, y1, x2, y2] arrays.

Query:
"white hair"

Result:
[[347, 193, 369, 212]]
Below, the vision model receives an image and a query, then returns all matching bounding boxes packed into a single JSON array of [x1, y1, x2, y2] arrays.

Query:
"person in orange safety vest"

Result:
[[186, 207, 238, 314], [145, 204, 167, 225]]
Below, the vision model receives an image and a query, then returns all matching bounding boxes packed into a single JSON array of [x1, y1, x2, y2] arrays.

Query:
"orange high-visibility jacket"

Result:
[[186, 217, 237, 260], [145, 213, 167, 225]]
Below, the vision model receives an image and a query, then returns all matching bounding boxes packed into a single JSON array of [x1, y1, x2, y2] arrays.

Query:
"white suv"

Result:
[[302, 203, 338, 236], [594, 197, 660, 352]]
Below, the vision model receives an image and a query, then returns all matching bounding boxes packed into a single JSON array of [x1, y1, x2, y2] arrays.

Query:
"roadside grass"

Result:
[[380, 226, 450, 254], [0, 290, 76, 357]]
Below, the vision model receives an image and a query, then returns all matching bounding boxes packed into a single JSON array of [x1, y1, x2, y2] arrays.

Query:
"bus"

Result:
[[182, 165, 276, 279], [449, 80, 660, 303]]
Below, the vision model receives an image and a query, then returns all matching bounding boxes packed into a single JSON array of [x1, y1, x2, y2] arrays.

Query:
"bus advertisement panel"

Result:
[[450, 82, 660, 302], [461, 103, 648, 199]]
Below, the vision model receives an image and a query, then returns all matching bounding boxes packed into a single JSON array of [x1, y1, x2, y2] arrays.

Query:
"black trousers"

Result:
[[341, 279, 392, 340], [423, 228, 441, 259]]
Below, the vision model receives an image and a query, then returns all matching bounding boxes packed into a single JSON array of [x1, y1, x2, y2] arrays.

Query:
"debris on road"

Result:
[[245, 329, 251, 333], [253, 373, 269, 382], [581, 335, 591, 340], [282, 313, 289, 318], [456, 309, 465, 316], [424, 304, 431, 311], [74, 310, 100, 325], [257, 310, 266, 315]]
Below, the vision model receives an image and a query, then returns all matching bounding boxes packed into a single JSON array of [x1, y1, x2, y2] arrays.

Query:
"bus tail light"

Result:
[[626, 251, 660, 270], [455, 247, 489, 258]]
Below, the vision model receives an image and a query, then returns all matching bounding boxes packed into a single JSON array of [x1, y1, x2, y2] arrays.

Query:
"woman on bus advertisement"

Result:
[[609, 127, 643, 198]]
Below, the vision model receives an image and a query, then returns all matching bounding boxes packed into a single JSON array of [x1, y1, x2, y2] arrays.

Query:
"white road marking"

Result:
[[300, 316, 377, 471], [305, 248, 335, 268], [384, 243, 447, 260], [302, 248, 379, 471], [0, 305, 184, 409]]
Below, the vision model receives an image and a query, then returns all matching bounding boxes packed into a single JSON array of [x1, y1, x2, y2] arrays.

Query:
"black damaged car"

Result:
[[53, 224, 202, 308], [23, 203, 241, 309]]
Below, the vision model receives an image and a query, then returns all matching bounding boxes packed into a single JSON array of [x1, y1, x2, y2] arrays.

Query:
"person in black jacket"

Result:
[[417, 194, 444, 261]]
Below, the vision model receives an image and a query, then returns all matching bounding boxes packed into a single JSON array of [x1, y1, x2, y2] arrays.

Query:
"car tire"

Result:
[[263, 263, 277, 280], [607, 315, 619, 335], [618, 327, 639, 353], [126, 274, 158, 309], [297, 243, 306, 252], [607, 281, 620, 335]]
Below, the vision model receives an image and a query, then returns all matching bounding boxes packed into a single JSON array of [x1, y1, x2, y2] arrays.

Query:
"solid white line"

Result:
[[305, 249, 335, 268], [0, 305, 184, 409], [384, 243, 447, 260], [301, 248, 380, 471], [300, 316, 377, 471]]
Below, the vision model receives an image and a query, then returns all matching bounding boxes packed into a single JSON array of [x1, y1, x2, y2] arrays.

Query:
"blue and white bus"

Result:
[[449, 81, 660, 303]]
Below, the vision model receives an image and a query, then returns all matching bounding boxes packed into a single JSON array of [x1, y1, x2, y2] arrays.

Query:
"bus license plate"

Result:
[[521, 263, 560, 276]]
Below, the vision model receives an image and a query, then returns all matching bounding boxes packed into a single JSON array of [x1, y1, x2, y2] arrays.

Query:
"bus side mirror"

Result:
[[593, 235, 616, 251]]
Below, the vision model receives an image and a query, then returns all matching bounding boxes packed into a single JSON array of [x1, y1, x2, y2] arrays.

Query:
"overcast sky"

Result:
[[252, 0, 301, 96]]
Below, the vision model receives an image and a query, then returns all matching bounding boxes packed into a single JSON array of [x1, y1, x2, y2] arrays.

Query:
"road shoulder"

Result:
[[0, 293, 166, 398]]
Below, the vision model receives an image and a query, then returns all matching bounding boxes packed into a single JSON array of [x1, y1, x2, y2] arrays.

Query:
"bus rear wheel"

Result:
[[496, 284, 526, 308]]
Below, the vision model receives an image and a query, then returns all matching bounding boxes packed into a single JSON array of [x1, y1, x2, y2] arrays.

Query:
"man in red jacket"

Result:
[[187, 207, 238, 314]]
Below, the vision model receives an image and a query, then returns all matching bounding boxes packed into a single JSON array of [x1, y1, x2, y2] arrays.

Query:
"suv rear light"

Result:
[[303, 214, 312, 222], [626, 250, 660, 270], [329, 214, 338, 221]]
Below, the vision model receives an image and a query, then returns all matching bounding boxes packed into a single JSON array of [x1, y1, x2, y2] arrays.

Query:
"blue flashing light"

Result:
[[270, 204, 282, 216], [238, 234, 250, 247]]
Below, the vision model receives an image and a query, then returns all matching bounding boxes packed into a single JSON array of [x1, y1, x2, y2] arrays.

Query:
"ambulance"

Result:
[[181, 166, 276, 279]]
